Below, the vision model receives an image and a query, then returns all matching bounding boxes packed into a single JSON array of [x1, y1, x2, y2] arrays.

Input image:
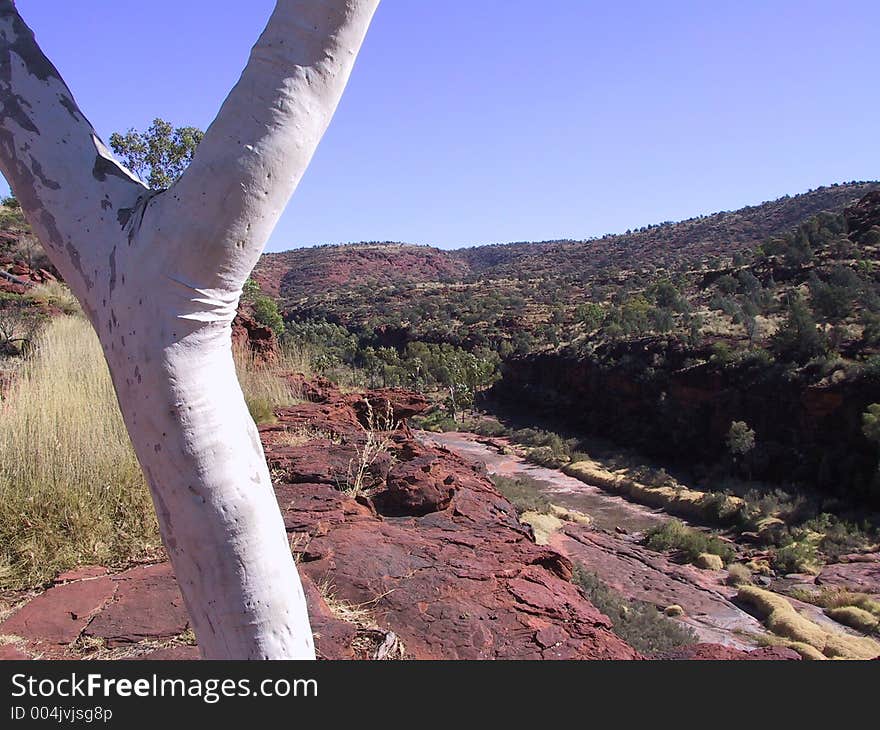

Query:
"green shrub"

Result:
[[772, 540, 819, 575], [491, 475, 551, 515], [644, 519, 735, 565], [471, 419, 507, 437], [572, 564, 697, 657], [252, 295, 285, 337]]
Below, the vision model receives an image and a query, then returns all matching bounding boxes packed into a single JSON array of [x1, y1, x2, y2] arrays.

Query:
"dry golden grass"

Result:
[[22, 281, 80, 316], [275, 426, 341, 448], [317, 579, 377, 627], [0, 315, 159, 589], [233, 345, 305, 424], [0, 319, 313, 589], [789, 586, 880, 621], [737, 586, 880, 659], [519, 511, 564, 545], [825, 606, 879, 634], [563, 459, 744, 522]]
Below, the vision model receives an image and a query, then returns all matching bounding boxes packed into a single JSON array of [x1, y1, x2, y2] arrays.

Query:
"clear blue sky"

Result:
[[4, 1, 879, 251]]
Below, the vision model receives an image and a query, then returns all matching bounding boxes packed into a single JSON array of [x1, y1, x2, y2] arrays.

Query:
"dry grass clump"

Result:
[[343, 399, 396, 497], [791, 586, 880, 633], [317, 579, 377, 627], [726, 563, 753, 586], [737, 586, 880, 659], [22, 281, 80, 316], [563, 459, 744, 523], [824, 606, 879, 634], [275, 426, 341, 448], [519, 511, 565, 545], [233, 345, 304, 424], [0, 315, 159, 589]]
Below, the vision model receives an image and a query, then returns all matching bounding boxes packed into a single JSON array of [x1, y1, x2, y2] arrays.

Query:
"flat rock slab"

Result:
[[0, 643, 31, 660], [817, 558, 880, 593], [664, 643, 801, 660], [0, 576, 116, 645], [54, 566, 109, 583], [140, 646, 201, 661], [84, 563, 189, 647]]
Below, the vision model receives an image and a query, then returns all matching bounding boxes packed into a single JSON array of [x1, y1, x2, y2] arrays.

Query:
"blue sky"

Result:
[[4, 1, 879, 251]]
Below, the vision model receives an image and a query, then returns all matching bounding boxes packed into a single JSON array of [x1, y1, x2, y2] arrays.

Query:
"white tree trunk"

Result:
[[0, 0, 379, 659]]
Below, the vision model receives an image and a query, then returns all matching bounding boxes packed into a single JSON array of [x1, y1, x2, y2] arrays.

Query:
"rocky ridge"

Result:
[[0, 376, 799, 660]]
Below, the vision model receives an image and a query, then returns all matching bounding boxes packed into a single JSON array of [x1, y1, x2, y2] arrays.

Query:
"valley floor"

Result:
[[420, 430, 880, 654]]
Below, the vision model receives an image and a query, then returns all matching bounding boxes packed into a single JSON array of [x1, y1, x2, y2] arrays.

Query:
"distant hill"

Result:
[[253, 242, 468, 300], [256, 182, 880, 297], [452, 182, 880, 280]]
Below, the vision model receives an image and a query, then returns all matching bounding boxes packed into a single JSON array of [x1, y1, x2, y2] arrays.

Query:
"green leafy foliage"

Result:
[[770, 295, 827, 364], [252, 295, 285, 337], [109, 118, 204, 189], [644, 520, 735, 565], [727, 421, 756, 457], [572, 564, 697, 657]]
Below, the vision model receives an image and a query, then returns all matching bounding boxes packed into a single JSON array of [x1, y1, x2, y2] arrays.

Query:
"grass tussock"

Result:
[[22, 281, 80, 316], [0, 316, 159, 589], [233, 346, 305, 424], [519, 511, 564, 545], [737, 586, 880, 659], [824, 606, 879, 634]]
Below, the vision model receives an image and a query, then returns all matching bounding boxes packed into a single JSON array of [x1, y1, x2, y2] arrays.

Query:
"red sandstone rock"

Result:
[[371, 441, 458, 516], [5, 381, 640, 661], [664, 643, 801, 660], [231, 311, 279, 363], [817, 558, 880, 593], [0, 577, 116, 644], [347, 389, 430, 425], [54, 565, 109, 583], [84, 563, 189, 646]]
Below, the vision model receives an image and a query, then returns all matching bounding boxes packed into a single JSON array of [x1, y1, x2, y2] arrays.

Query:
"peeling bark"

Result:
[[0, 0, 380, 659]]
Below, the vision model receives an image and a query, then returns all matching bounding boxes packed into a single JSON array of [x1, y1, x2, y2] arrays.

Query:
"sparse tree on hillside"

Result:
[[771, 295, 827, 364], [0, 0, 380, 659], [727, 420, 756, 478]]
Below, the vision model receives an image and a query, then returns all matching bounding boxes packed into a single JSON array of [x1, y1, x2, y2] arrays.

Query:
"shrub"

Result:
[[491, 475, 551, 515], [770, 295, 827, 364], [772, 540, 819, 575], [644, 520, 735, 565], [252, 295, 285, 337], [470, 419, 507, 437], [726, 421, 755, 457], [572, 564, 697, 657]]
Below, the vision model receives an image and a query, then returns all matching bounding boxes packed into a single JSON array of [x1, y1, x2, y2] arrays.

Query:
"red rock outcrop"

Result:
[[662, 644, 801, 660], [0, 378, 639, 660], [231, 311, 279, 363]]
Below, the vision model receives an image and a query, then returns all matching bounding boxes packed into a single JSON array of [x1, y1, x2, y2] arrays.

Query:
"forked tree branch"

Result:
[[164, 0, 380, 292], [0, 0, 146, 304]]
